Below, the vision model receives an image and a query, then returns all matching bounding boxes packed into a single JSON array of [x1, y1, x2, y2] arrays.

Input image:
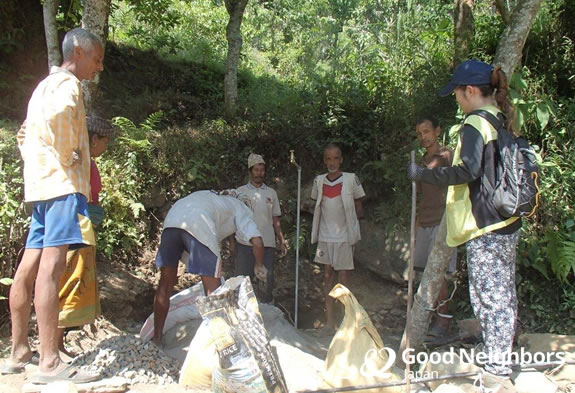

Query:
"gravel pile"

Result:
[[73, 335, 181, 385]]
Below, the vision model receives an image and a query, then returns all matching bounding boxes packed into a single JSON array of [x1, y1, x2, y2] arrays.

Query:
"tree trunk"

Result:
[[495, 0, 511, 25], [453, 0, 474, 67], [494, 0, 544, 78], [81, 0, 111, 114], [224, 0, 249, 120], [43, 0, 61, 69], [398, 215, 453, 367]]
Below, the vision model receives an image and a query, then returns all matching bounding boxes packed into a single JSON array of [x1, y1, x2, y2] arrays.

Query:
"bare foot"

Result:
[[7, 349, 37, 368]]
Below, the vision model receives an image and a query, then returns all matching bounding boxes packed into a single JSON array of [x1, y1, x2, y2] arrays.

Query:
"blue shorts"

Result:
[[155, 228, 218, 277], [26, 193, 96, 249]]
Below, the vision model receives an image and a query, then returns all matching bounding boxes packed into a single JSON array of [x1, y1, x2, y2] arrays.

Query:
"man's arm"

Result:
[[354, 198, 364, 219], [419, 126, 484, 186], [250, 236, 268, 281], [45, 79, 82, 167], [273, 216, 287, 256]]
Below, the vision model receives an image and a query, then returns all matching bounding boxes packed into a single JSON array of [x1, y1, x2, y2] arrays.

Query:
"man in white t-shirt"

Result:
[[311, 144, 365, 334], [152, 190, 266, 345], [234, 153, 287, 303]]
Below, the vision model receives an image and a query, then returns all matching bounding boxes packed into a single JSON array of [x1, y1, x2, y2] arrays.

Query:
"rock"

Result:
[[71, 335, 180, 385], [354, 220, 410, 284], [457, 319, 482, 340], [512, 369, 558, 393]]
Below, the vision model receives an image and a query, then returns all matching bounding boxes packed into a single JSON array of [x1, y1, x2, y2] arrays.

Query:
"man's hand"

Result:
[[72, 149, 82, 165], [254, 263, 268, 282], [279, 239, 288, 257]]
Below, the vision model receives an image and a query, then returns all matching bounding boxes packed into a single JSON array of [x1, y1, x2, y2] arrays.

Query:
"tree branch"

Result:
[[495, 0, 511, 25], [494, 0, 544, 78]]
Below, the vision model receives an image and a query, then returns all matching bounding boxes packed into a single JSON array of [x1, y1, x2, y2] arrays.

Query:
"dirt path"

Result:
[[0, 253, 410, 392]]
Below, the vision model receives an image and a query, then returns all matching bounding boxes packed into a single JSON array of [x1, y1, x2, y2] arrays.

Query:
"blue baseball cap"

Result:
[[438, 60, 494, 97]]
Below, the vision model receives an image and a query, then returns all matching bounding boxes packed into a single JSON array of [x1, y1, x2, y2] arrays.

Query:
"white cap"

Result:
[[248, 153, 265, 168]]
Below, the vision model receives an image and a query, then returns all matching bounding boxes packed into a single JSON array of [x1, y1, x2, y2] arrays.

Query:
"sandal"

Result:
[[30, 363, 101, 385], [0, 352, 40, 375]]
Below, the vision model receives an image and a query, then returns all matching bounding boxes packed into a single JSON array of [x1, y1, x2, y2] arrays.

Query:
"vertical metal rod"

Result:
[[295, 165, 301, 328], [406, 150, 417, 392], [290, 150, 301, 329]]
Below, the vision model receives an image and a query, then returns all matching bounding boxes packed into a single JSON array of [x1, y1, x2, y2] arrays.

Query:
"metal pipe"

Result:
[[290, 150, 301, 328], [405, 150, 417, 391], [297, 360, 575, 393], [297, 371, 480, 393]]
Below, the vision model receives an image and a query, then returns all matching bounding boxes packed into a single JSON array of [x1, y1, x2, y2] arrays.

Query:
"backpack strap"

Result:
[[467, 109, 506, 200], [468, 109, 506, 131]]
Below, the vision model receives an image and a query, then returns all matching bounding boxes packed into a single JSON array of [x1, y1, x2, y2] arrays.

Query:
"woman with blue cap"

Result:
[[408, 60, 521, 387]]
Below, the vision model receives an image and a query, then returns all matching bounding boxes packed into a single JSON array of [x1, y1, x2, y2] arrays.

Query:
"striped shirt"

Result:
[[17, 67, 91, 202]]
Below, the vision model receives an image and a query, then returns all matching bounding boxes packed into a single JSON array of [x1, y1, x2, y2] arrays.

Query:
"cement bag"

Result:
[[196, 276, 288, 393], [324, 284, 402, 393], [179, 319, 218, 388], [139, 281, 204, 341]]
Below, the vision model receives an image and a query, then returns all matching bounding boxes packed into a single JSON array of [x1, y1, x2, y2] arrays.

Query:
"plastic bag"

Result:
[[324, 284, 402, 393], [139, 281, 204, 341]]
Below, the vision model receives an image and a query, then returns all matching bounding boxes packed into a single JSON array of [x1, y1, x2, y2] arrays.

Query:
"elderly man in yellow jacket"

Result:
[[3, 28, 104, 384]]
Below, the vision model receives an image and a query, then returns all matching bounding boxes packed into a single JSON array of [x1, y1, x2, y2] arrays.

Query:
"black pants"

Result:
[[235, 243, 276, 302]]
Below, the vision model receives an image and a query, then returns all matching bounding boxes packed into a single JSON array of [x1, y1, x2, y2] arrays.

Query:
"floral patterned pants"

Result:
[[466, 230, 520, 376]]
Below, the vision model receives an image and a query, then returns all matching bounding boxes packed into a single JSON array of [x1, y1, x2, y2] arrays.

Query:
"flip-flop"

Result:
[[30, 363, 101, 385], [0, 352, 40, 375]]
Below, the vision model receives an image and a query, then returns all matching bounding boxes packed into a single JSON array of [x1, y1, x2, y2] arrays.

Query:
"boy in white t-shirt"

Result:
[[310, 144, 365, 333]]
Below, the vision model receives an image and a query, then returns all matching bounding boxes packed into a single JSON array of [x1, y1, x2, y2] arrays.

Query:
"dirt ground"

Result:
[[0, 250, 410, 392]]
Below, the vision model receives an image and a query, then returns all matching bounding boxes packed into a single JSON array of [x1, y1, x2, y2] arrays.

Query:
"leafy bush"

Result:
[[0, 121, 28, 295]]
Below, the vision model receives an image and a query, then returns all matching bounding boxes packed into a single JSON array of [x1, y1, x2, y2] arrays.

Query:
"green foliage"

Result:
[[96, 113, 163, 258], [96, 111, 306, 259], [509, 69, 575, 283], [0, 120, 28, 300], [517, 274, 575, 334], [0, 277, 14, 300]]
